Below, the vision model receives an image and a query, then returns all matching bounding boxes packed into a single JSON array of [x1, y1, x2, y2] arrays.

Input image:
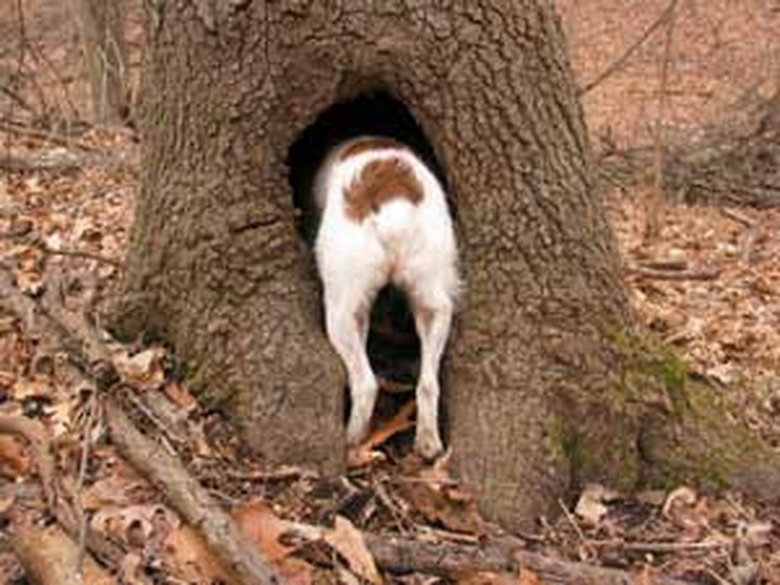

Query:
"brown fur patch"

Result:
[[344, 157, 423, 222], [339, 137, 407, 161]]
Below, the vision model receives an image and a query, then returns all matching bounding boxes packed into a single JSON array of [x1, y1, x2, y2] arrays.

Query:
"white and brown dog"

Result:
[[313, 136, 459, 459]]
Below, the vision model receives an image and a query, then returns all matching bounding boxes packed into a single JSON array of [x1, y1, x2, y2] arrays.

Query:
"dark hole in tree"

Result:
[[286, 90, 451, 441]]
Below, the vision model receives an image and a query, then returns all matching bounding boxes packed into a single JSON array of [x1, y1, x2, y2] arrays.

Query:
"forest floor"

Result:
[[1, 130, 779, 585], [1, 1, 780, 584]]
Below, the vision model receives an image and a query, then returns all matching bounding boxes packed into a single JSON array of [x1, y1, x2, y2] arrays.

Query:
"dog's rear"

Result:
[[314, 136, 458, 459]]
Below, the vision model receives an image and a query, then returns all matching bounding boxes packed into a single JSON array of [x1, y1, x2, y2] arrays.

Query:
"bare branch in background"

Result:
[[580, 0, 680, 96], [72, 0, 129, 125], [645, 0, 681, 241]]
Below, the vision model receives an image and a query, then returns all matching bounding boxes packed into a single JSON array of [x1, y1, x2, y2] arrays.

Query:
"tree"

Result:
[[72, 0, 128, 124], [113, 1, 780, 530]]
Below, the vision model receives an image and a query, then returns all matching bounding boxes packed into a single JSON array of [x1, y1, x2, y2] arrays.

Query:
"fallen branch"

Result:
[[0, 264, 281, 584], [363, 534, 702, 585], [106, 398, 284, 585], [11, 523, 117, 585], [580, 0, 678, 95], [626, 264, 720, 281], [0, 119, 95, 152], [590, 538, 730, 554], [0, 154, 84, 172]]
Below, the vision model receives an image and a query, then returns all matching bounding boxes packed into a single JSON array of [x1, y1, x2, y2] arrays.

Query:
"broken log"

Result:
[[363, 534, 702, 585]]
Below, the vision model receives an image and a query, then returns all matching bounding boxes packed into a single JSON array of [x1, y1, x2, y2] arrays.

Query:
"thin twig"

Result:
[[645, 0, 680, 241], [580, 0, 679, 95], [558, 499, 597, 560], [46, 247, 122, 268], [0, 119, 96, 152], [75, 393, 99, 577], [589, 538, 731, 554], [626, 264, 720, 281]]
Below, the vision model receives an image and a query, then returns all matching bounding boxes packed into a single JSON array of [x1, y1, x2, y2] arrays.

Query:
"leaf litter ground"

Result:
[[1, 130, 780, 584]]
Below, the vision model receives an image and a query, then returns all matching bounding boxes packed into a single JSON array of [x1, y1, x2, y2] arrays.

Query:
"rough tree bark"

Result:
[[72, 0, 128, 124], [114, 1, 780, 530]]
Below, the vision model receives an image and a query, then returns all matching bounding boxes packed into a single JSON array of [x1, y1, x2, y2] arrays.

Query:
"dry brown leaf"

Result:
[[119, 552, 153, 585], [457, 571, 516, 585], [0, 435, 29, 476], [162, 524, 236, 585], [0, 496, 15, 515], [518, 569, 544, 585], [10, 376, 51, 400], [400, 479, 484, 535], [162, 381, 198, 411], [631, 564, 652, 585], [15, 270, 44, 296], [279, 557, 315, 585], [82, 472, 149, 510], [115, 347, 165, 391], [365, 400, 416, 449], [325, 515, 383, 585], [91, 505, 179, 547], [233, 499, 296, 562], [346, 445, 386, 468], [574, 483, 615, 526]]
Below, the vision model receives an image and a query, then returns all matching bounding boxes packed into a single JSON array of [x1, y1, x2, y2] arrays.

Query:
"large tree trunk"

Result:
[[114, 1, 780, 530]]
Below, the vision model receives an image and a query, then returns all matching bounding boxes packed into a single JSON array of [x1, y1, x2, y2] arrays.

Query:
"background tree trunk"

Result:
[[72, 0, 128, 124], [114, 1, 780, 530]]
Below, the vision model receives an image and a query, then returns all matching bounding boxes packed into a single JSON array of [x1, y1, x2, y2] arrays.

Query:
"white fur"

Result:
[[313, 137, 458, 459]]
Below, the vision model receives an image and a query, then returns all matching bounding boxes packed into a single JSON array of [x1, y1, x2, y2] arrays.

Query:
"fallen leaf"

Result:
[[233, 499, 296, 562], [457, 571, 516, 585], [346, 445, 386, 468], [0, 496, 15, 515], [325, 516, 383, 585], [574, 483, 611, 526], [400, 479, 484, 535], [83, 472, 151, 510], [280, 557, 314, 585], [0, 435, 30, 476], [365, 400, 416, 449], [162, 524, 235, 585], [91, 504, 179, 547], [163, 381, 198, 411], [10, 376, 52, 401], [518, 568, 544, 585], [120, 551, 153, 585], [337, 564, 362, 585], [115, 347, 165, 391]]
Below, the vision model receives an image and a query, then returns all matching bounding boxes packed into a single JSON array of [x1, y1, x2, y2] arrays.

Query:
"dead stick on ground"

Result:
[[0, 119, 95, 152], [363, 534, 702, 585], [720, 207, 759, 262], [0, 265, 280, 583], [589, 538, 730, 554], [105, 399, 285, 585], [626, 264, 719, 281]]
